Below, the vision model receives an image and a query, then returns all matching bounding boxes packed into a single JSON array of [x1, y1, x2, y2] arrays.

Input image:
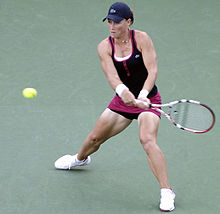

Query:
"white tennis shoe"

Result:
[[159, 188, 175, 212], [54, 154, 91, 170]]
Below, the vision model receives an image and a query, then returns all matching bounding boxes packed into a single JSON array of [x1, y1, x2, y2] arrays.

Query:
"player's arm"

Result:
[[97, 39, 121, 91], [97, 39, 136, 106], [136, 31, 158, 102]]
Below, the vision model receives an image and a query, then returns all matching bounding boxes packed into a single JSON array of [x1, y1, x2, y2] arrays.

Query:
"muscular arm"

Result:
[[97, 39, 136, 106], [97, 39, 122, 91], [136, 31, 158, 95]]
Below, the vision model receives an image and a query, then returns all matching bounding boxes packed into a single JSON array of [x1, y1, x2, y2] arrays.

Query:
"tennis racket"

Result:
[[135, 99, 215, 133]]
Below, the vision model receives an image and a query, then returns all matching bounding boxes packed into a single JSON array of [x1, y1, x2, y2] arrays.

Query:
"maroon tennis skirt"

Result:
[[108, 92, 161, 119]]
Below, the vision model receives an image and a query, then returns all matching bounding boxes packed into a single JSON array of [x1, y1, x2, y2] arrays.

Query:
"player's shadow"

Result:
[[54, 167, 92, 174]]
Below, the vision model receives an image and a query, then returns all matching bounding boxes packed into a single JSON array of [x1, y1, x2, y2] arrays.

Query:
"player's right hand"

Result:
[[135, 99, 150, 110]]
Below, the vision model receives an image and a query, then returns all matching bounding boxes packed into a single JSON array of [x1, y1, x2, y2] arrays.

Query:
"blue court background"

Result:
[[0, 0, 219, 213]]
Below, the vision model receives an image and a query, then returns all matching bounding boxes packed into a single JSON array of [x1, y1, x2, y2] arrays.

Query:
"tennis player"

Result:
[[55, 2, 175, 212]]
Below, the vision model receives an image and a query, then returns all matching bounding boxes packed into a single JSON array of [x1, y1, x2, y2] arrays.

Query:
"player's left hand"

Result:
[[121, 90, 136, 106]]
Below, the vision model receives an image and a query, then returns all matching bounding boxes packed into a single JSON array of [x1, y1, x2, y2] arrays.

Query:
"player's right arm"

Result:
[[97, 39, 136, 106], [97, 39, 121, 91]]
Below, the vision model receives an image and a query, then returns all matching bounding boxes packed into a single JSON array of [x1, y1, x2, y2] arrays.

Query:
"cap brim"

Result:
[[102, 15, 124, 23]]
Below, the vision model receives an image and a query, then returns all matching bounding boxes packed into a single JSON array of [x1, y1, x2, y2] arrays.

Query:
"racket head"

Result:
[[157, 100, 215, 133]]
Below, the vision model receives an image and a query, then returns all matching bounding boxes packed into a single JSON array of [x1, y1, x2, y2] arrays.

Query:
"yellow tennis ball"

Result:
[[22, 88, 37, 98]]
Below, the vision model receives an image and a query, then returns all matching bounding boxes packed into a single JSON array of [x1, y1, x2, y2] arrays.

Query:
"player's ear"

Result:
[[127, 18, 132, 26]]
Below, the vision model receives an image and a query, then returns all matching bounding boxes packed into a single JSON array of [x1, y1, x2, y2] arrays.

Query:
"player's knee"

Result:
[[139, 133, 152, 145], [139, 135, 156, 155], [88, 133, 104, 148]]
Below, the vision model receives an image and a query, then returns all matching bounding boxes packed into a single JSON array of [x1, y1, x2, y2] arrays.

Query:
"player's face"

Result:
[[107, 19, 130, 39]]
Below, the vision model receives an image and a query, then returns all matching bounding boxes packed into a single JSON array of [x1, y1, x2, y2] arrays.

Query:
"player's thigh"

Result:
[[138, 112, 160, 142], [91, 108, 132, 140]]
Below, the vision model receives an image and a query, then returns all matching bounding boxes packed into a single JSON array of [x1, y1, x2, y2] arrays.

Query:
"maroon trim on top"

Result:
[[123, 61, 131, 77]]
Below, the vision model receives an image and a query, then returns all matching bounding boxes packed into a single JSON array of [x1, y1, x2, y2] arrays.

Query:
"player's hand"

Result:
[[136, 98, 150, 110], [121, 90, 136, 106]]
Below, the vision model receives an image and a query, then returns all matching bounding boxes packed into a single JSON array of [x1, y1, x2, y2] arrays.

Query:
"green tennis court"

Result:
[[0, 0, 219, 213]]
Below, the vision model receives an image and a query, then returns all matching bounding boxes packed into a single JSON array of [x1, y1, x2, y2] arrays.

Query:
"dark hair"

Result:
[[129, 10, 134, 25]]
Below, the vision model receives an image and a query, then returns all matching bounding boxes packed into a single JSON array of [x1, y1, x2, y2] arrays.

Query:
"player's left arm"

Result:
[[136, 31, 158, 101]]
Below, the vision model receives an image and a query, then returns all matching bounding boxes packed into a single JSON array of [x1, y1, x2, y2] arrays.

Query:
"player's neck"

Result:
[[115, 30, 130, 45]]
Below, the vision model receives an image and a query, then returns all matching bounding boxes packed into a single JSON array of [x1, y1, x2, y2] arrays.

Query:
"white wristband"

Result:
[[138, 89, 149, 98], [115, 84, 129, 97]]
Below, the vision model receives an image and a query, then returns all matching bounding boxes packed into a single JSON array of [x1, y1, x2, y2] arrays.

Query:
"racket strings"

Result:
[[168, 103, 214, 131]]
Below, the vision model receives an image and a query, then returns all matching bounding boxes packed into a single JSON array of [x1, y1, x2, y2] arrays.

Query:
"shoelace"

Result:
[[68, 156, 76, 170], [161, 192, 175, 203], [68, 161, 72, 170]]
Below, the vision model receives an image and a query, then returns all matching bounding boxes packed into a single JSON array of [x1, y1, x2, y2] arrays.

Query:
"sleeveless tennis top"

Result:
[[108, 30, 157, 98]]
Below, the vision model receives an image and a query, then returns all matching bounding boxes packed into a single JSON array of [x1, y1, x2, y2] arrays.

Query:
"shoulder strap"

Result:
[[131, 30, 138, 49], [108, 36, 115, 56]]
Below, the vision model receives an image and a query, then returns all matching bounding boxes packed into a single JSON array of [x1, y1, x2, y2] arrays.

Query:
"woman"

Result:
[[55, 2, 175, 212]]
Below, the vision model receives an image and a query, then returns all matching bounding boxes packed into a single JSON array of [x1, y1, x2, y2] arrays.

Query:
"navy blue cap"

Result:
[[103, 2, 131, 23]]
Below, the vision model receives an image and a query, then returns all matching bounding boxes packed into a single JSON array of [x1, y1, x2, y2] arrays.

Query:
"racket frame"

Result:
[[137, 99, 215, 133]]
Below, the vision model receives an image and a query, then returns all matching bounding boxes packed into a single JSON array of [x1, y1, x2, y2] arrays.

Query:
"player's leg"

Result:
[[77, 108, 132, 160], [138, 112, 175, 211], [138, 111, 169, 188], [55, 108, 132, 169]]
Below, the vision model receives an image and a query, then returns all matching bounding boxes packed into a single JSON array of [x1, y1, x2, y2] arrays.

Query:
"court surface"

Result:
[[0, 0, 219, 213]]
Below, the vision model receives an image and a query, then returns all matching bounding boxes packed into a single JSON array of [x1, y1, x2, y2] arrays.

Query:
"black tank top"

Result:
[[108, 30, 157, 98]]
